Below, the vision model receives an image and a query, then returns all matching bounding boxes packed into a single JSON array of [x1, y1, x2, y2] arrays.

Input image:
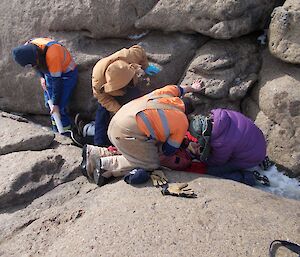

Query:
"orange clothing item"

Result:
[[136, 85, 188, 148], [30, 38, 76, 77], [92, 45, 149, 113]]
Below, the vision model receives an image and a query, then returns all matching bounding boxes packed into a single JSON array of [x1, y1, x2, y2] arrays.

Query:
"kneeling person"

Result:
[[82, 81, 203, 186]]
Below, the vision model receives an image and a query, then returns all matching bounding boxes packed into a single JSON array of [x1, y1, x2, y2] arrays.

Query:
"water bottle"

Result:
[[47, 99, 64, 134]]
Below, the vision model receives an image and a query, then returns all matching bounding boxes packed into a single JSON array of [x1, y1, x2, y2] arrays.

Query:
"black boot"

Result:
[[81, 144, 88, 177], [93, 169, 107, 187], [93, 158, 107, 187]]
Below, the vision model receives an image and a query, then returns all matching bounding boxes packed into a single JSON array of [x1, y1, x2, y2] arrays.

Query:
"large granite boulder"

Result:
[[0, 112, 54, 155], [242, 49, 300, 176], [179, 36, 261, 114], [269, 0, 300, 64], [136, 0, 279, 39], [0, 0, 157, 43], [0, 112, 81, 209], [0, 145, 81, 209]]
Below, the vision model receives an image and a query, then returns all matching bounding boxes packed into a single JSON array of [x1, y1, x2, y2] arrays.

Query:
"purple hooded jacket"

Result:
[[207, 109, 266, 169]]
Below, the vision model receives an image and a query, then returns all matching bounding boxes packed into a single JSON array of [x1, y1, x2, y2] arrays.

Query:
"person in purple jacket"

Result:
[[188, 108, 270, 186]]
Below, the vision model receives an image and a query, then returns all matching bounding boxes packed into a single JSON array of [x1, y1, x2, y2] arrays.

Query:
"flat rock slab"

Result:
[[0, 145, 82, 209], [0, 171, 299, 257], [0, 112, 54, 155]]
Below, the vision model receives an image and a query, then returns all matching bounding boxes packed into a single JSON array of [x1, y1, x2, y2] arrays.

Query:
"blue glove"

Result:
[[144, 64, 160, 76]]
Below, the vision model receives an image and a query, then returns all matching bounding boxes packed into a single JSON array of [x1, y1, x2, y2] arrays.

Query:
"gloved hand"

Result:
[[144, 64, 160, 76], [150, 170, 168, 187], [161, 183, 197, 198], [259, 156, 273, 171]]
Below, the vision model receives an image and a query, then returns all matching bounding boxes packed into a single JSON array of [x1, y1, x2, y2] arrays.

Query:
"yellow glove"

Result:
[[150, 170, 168, 187], [161, 183, 197, 198]]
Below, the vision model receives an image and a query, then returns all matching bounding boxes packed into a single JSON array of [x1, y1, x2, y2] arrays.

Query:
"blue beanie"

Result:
[[12, 44, 37, 67], [123, 168, 150, 185]]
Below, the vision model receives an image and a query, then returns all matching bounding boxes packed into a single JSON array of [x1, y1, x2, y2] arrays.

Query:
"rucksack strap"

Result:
[[43, 41, 62, 59], [269, 240, 300, 257]]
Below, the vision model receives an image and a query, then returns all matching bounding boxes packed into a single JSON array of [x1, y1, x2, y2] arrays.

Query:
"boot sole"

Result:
[[81, 145, 88, 177]]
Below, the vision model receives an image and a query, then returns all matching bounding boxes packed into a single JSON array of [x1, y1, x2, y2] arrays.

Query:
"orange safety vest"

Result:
[[29, 38, 76, 77], [136, 85, 188, 148]]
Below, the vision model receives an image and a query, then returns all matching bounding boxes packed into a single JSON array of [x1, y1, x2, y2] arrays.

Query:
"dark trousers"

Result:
[[94, 103, 110, 146], [207, 164, 256, 186], [94, 87, 142, 146]]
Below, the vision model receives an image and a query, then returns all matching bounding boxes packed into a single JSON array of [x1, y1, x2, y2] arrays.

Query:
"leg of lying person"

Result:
[[207, 164, 256, 186]]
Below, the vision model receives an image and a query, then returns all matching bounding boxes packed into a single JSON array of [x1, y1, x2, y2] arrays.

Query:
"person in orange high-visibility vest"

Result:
[[81, 80, 204, 186], [12, 37, 78, 132]]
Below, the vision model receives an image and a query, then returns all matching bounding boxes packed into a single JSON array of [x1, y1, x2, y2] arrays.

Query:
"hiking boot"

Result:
[[70, 129, 85, 148], [253, 170, 270, 186], [81, 144, 88, 177], [75, 113, 89, 136], [93, 168, 108, 187], [81, 144, 107, 186]]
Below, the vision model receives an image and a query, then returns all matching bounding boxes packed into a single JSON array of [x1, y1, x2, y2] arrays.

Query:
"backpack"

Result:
[[160, 148, 192, 171]]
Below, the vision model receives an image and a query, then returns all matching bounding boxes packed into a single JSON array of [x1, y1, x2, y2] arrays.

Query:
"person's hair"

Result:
[[182, 97, 195, 115]]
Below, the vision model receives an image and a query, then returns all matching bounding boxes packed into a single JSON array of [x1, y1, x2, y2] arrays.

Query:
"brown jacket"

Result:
[[92, 45, 149, 113]]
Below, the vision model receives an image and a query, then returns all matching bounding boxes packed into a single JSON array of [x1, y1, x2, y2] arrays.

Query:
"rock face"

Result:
[[180, 36, 261, 106], [269, 0, 300, 64], [0, 112, 54, 155], [136, 0, 279, 39], [242, 49, 300, 175], [70, 32, 204, 116]]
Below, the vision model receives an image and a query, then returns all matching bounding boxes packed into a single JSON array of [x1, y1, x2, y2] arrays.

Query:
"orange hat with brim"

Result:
[[103, 60, 136, 93]]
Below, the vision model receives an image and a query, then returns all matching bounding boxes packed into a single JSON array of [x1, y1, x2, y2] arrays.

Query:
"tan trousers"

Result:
[[100, 111, 160, 177]]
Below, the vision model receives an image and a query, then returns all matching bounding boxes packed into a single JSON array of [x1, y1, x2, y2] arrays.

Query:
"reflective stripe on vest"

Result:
[[137, 94, 184, 141], [45, 41, 75, 75], [31, 39, 75, 75], [137, 112, 156, 139]]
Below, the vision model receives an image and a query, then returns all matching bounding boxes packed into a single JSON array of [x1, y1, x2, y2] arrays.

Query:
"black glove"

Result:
[[259, 156, 273, 170], [161, 183, 197, 198]]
